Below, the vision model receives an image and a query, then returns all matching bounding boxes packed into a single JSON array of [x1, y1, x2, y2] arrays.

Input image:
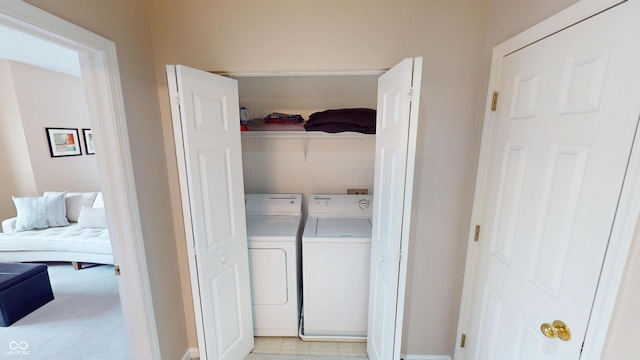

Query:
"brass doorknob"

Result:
[[540, 323, 557, 338], [553, 320, 571, 341], [540, 320, 571, 341]]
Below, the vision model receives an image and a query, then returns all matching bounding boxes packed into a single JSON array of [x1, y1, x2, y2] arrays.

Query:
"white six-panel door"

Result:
[[368, 57, 422, 360], [460, 2, 640, 359], [167, 65, 254, 360]]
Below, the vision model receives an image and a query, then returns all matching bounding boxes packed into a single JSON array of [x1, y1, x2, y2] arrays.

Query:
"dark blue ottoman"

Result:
[[0, 263, 54, 326]]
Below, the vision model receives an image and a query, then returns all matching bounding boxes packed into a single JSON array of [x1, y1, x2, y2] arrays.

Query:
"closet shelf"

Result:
[[240, 131, 373, 139], [241, 131, 374, 160]]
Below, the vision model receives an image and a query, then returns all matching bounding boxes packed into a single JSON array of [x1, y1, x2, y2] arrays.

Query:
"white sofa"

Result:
[[0, 192, 112, 269]]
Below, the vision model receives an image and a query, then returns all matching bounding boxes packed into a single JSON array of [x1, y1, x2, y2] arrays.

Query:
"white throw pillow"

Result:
[[43, 191, 98, 222], [12, 193, 69, 232], [12, 197, 48, 232], [92, 192, 104, 208], [77, 206, 108, 229], [43, 192, 70, 227]]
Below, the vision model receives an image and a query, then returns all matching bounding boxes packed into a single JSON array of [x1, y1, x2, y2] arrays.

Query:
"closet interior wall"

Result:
[[237, 74, 379, 206]]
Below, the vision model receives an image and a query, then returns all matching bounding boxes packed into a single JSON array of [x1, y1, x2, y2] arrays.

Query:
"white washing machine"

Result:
[[302, 194, 373, 338], [246, 194, 303, 336]]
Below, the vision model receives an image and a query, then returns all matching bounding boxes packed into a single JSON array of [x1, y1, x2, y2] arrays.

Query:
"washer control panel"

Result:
[[308, 194, 373, 216], [358, 199, 370, 209]]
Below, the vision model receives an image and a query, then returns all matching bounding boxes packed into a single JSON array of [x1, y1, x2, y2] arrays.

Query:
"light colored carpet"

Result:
[[0, 262, 129, 359]]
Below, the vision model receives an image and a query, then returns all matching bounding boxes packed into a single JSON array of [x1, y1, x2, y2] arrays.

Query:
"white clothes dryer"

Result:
[[302, 194, 373, 339], [245, 194, 303, 336]]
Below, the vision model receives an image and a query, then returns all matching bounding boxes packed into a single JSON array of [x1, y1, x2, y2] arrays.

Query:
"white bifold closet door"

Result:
[[167, 57, 423, 360], [167, 65, 253, 360], [368, 57, 422, 360]]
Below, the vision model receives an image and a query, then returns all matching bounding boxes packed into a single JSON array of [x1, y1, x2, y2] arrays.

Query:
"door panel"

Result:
[[463, 2, 640, 358], [199, 149, 234, 246], [490, 143, 528, 264], [368, 57, 422, 360], [529, 145, 588, 296], [168, 65, 253, 360], [212, 265, 243, 353]]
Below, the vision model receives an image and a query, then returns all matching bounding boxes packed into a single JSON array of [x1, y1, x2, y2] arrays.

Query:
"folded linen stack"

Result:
[[263, 112, 305, 124], [304, 108, 376, 134], [245, 112, 306, 131], [245, 118, 306, 131]]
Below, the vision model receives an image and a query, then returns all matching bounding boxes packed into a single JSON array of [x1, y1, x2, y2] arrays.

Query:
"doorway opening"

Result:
[[169, 58, 421, 360], [0, 2, 158, 358], [0, 22, 129, 357]]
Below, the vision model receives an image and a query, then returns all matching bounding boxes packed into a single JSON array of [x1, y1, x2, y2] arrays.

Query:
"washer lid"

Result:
[[316, 217, 372, 237]]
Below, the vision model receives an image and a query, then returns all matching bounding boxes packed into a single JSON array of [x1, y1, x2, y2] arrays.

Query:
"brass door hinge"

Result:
[[491, 91, 499, 111], [114, 265, 121, 276], [460, 334, 466, 347], [474, 225, 480, 242]]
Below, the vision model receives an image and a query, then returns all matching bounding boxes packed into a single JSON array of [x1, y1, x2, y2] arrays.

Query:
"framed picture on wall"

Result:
[[83, 128, 95, 155], [45, 128, 82, 157]]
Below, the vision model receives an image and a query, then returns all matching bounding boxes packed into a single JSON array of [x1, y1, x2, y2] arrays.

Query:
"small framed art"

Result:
[[45, 128, 82, 157], [83, 128, 95, 155]]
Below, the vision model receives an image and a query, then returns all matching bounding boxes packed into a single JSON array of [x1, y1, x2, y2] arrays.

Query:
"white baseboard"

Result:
[[402, 355, 452, 360], [182, 347, 199, 360]]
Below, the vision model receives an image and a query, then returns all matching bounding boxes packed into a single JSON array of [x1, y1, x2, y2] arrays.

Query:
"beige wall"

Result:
[[17, 0, 632, 358], [0, 60, 36, 224], [0, 59, 100, 223], [239, 75, 378, 203], [148, 0, 491, 356], [7, 61, 100, 194], [23, 1, 188, 359], [484, 0, 578, 47]]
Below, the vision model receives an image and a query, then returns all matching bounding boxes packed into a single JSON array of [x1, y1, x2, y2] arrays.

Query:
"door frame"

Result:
[[455, 0, 639, 359], [171, 63, 420, 359], [0, 1, 159, 358]]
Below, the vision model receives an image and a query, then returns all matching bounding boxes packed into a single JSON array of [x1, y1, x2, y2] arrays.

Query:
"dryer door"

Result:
[[248, 248, 288, 305]]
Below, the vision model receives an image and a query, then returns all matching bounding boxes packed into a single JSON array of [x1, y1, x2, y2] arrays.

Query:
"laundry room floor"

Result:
[[245, 337, 368, 359]]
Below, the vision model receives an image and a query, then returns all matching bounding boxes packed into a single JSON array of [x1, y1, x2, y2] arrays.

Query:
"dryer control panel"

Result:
[[245, 194, 302, 216], [308, 194, 373, 216]]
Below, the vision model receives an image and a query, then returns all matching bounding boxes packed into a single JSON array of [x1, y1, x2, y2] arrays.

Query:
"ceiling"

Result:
[[0, 23, 80, 76]]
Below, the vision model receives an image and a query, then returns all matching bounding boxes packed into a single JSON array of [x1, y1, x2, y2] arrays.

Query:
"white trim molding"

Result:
[[181, 348, 199, 360], [0, 1, 159, 359], [455, 1, 638, 360]]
